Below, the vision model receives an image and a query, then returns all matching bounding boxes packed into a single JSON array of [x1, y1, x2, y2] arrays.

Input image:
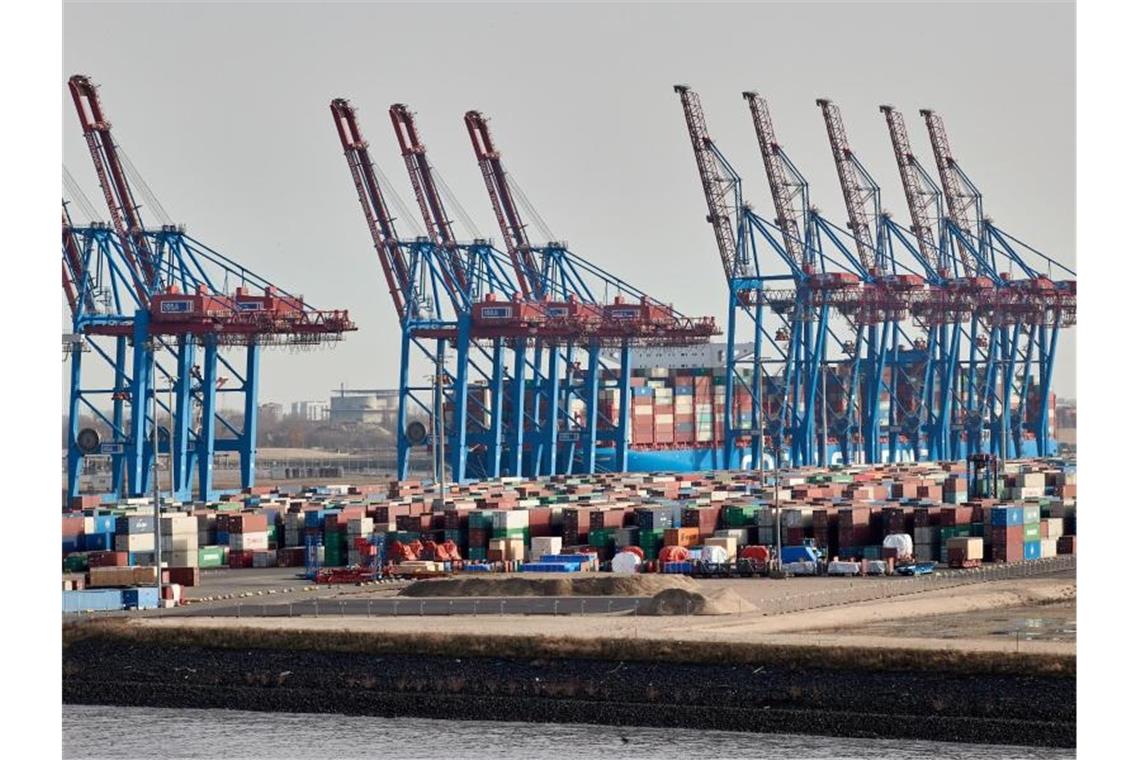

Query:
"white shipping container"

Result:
[[160, 515, 198, 535], [229, 531, 269, 551], [160, 534, 199, 553], [114, 533, 154, 553], [166, 550, 198, 568], [1042, 518, 1064, 538], [704, 536, 737, 557]]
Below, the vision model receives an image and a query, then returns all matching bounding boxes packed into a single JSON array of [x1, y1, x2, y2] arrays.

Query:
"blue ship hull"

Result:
[[463, 438, 1056, 479]]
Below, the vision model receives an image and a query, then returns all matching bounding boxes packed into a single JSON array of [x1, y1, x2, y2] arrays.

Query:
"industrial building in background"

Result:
[[329, 388, 400, 427]]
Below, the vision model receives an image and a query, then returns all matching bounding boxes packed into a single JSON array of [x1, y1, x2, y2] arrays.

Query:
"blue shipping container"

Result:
[[92, 515, 116, 534], [521, 562, 578, 572], [82, 533, 113, 552], [1023, 540, 1042, 561], [116, 516, 155, 535], [782, 545, 820, 564], [63, 589, 123, 613], [122, 587, 160, 610], [991, 506, 1024, 527], [662, 561, 693, 574]]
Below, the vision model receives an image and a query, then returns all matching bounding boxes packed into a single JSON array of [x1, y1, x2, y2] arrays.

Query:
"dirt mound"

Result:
[[636, 587, 757, 616], [398, 574, 697, 598]]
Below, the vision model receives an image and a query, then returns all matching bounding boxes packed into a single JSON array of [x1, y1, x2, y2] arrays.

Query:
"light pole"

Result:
[[149, 339, 163, 602], [432, 351, 447, 507]]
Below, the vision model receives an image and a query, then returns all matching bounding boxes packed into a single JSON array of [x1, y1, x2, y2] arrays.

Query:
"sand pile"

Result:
[[636, 587, 757, 616], [399, 574, 697, 598]]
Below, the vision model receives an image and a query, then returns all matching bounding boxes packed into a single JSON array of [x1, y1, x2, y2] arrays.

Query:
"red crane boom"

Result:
[[68, 75, 155, 301], [881, 105, 941, 273], [919, 108, 977, 277], [389, 103, 466, 292], [674, 85, 742, 282], [464, 110, 541, 298], [817, 98, 878, 274], [743, 92, 807, 267], [330, 98, 412, 317]]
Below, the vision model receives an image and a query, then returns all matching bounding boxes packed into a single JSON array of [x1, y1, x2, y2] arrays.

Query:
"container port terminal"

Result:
[[60, 74, 1076, 748]]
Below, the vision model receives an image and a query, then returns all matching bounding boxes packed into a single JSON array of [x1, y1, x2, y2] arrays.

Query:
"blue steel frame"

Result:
[[64, 218, 330, 502]]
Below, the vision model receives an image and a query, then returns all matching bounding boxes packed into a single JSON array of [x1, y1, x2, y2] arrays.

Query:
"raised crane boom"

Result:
[[330, 98, 412, 318], [390, 103, 467, 292], [674, 85, 742, 282], [464, 111, 542, 298], [68, 75, 155, 301], [817, 98, 878, 273], [742, 92, 807, 267], [919, 108, 977, 276], [880, 105, 942, 273]]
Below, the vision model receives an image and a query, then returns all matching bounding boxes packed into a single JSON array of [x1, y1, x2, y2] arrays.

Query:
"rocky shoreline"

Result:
[[63, 629, 1074, 747]]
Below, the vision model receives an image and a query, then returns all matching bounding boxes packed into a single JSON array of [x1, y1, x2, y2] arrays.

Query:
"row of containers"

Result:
[[452, 366, 1057, 448], [62, 459, 1076, 587]]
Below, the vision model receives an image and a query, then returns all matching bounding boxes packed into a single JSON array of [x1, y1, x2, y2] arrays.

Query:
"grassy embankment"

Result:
[[63, 619, 1074, 678]]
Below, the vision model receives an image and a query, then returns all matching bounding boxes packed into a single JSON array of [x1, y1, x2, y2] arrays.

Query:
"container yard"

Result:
[[61, 456, 1075, 614]]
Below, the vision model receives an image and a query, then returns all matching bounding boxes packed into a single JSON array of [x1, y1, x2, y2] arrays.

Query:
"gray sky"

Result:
[[63, 0, 1075, 404]]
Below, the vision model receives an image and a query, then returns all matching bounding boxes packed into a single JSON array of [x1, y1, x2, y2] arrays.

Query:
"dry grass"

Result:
[[62, 619, 1074, 678]]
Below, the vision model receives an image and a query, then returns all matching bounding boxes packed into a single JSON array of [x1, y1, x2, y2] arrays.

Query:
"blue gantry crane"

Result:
[[331, 99, 716, 484], [64, 75, 355, 503], [918, 109, 1075, 459]]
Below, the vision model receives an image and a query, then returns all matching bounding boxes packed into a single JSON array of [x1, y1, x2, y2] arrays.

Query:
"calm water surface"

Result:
[[63, 705, 1073, 760]]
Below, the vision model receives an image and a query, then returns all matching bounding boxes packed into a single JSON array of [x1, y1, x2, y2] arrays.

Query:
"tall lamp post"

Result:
[[149, 339, 163, 602]]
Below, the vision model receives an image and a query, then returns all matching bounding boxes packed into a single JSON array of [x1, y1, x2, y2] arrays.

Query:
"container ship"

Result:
[[449, 343, 1056, 478]]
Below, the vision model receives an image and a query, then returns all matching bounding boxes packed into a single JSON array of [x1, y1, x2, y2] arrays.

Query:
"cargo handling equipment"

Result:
[[674, 86, 1074, 470], [331, 98, 718, 483], [64, 75, 355, 503]]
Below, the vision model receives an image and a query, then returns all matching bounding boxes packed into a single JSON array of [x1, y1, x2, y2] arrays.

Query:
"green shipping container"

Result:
[[64, 553, 88, 572], [588, 529, 615, 548], [1023, 523, 1041, 541], [939, 526, 972, 543], [198, 546, 225, 568]]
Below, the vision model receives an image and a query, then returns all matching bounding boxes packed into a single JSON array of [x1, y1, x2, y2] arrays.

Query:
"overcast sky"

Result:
[[63, 0, 1075, 405]]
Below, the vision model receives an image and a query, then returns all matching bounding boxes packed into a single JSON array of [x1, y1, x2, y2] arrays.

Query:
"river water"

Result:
[[63, 705, 1072, 759]]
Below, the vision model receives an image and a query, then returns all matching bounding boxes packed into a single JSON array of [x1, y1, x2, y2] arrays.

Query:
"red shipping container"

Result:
[[228, 550, 254, 569], [62, 516, 84, 537], [88, 551, 129, 567], [167, 567, 200, 586], [231, 513, 268, 533]]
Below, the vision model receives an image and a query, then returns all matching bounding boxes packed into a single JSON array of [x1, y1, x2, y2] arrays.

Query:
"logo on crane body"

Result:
[[609, 308, 638, 320], [479, 306, 512, 320], [159, 300, 193, 314]]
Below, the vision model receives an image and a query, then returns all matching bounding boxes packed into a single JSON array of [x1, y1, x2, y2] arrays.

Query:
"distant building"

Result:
[[290, 400, 330, 422], [259, 402, 283, 423], [329, 388, 399, 426]]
